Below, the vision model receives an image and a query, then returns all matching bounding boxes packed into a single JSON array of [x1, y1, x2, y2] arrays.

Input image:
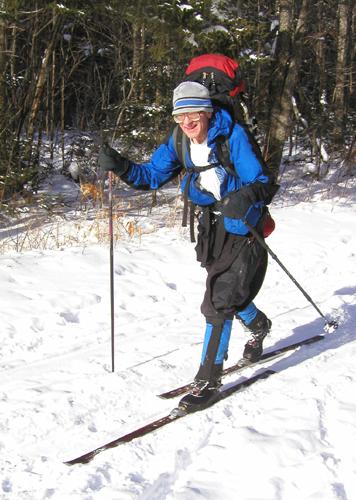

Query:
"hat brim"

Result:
[[172, 106, 213, 116]]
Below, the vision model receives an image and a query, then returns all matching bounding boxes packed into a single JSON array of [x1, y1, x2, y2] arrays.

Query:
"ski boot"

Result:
[[242, 310, 272, 362], [178, 318, 233, 413], [178, 363, 223, 413]]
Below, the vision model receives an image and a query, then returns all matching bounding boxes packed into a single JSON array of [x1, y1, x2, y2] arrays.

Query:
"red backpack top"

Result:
[[183, 53, 246, 99]]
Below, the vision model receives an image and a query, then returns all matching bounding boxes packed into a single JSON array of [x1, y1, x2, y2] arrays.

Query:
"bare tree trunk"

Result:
[[26, 14, 61, 145], [0, 0, 6, 200], [50, 51, 56, 160], [0, 0, 5, 117], [264, 0, 310, 179], [113, 21, 145, 137], [61, 74, 65, 169], [263, 0, 294, 178], [343, 132, 356, 175], [312, 1, 328, 122], [350, 4, 356, 104], [333, 0, 351, 144]]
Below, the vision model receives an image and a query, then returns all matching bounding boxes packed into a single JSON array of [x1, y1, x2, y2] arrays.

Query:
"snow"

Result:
[[1, 166, 356, 499]]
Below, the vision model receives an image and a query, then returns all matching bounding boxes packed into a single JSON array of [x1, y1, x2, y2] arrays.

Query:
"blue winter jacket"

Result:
[[122, 108, 276, 235]]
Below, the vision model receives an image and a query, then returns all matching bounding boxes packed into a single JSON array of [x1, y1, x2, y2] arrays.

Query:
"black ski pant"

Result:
[[195, 211, 268, 323]]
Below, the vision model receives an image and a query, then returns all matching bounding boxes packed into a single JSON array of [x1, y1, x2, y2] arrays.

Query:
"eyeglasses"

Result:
[[173, 112, 203, 124]]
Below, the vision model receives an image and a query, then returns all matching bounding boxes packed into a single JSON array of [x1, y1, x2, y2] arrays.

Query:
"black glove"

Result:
[[222, 187, 254, 219], [98, 143, 129, 176], [222, 182, 279, 219]]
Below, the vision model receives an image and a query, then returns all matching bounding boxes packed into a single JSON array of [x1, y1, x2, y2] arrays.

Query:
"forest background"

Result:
[[0, 0, 355, 208]]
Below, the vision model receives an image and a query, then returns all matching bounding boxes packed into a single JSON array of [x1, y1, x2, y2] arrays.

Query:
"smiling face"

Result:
[[178, 111, 212, 144]]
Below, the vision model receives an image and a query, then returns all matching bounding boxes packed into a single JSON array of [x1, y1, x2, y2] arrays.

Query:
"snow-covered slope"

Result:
[[1, 175, 355, 499]]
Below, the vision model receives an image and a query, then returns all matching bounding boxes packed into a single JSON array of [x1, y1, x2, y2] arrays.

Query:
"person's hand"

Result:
[[98, 143, 129, 176]]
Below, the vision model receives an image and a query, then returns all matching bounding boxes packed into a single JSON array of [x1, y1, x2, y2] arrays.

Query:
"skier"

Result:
[[98, 81, 278, 410]]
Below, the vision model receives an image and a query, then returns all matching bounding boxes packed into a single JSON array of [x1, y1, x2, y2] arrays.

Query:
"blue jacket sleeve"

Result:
[[121, 136, 182, 190], [229, 125, 269, 185], [228, 124, 278, 204]]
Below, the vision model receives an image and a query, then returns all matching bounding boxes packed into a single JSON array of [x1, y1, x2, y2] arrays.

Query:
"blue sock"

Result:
[[236, 303, 258, 326]]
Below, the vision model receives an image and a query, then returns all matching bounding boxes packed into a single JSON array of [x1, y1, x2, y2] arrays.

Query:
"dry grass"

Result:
[[0, 210, 141, 254], [0, 186, 184, 254], [79, 181, 104, 208]]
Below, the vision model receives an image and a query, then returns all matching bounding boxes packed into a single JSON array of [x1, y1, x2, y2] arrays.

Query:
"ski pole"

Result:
[[244, 219, 338, 332], [108, 171, 115, 371]]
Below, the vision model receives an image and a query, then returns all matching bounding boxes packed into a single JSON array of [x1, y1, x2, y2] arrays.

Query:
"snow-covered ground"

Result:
[[1, 165, 356, 499]]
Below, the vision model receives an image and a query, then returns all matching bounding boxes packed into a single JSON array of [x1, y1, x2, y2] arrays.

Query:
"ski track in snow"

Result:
[[0, 189, 356, 499]]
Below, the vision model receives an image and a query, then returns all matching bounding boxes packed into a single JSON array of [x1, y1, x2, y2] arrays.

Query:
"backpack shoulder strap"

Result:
[[215, 135, 237, 177], [172, 125, 189, 169]]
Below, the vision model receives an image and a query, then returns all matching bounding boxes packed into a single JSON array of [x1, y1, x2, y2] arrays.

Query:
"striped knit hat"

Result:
[[172, 82, 213, 116]]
